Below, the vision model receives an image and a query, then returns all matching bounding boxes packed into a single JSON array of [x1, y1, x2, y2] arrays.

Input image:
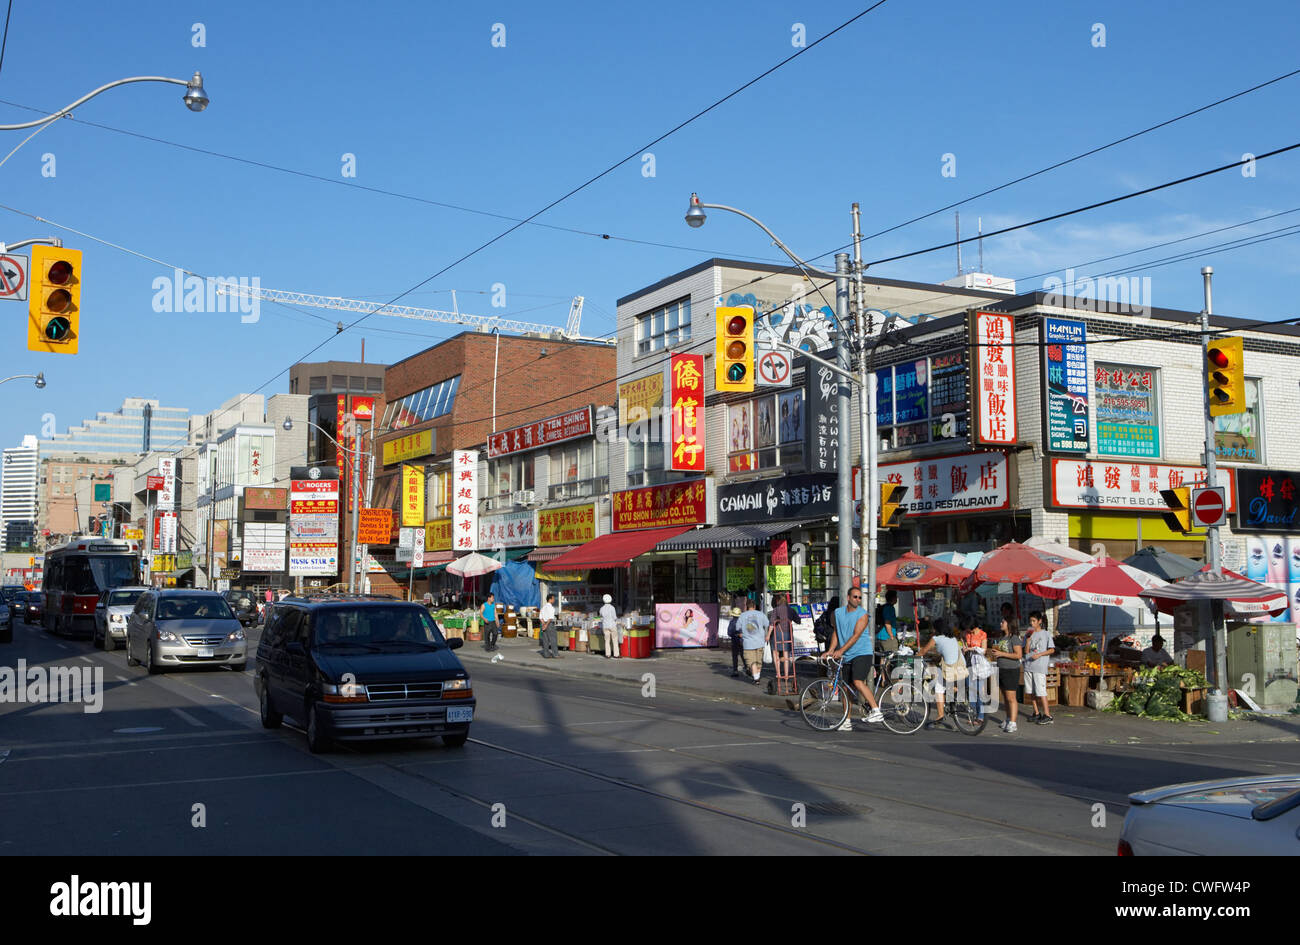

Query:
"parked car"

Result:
[[224, 589, 261, 628], [93, 586, 150, 651], [1119, 774, 1300, 855], [125, 589, 246, 674], [254, 596, 474, 753]]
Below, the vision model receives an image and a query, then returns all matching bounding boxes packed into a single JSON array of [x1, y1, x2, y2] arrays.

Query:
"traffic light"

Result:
[[1206, 336, 1243, 417], [714, 305, 754, 393], [880, 482, 909, 528], [1160, 487, 1194, 535], [27, 245, 82, 354]]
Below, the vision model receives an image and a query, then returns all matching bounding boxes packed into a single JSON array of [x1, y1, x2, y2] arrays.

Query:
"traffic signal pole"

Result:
[[1200, 266, 1228, 693]]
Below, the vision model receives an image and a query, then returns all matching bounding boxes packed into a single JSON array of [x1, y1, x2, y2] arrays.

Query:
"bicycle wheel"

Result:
[[949, 698, 987, 736], [880, 680, 927, 735], [800, 678, 849, 732]]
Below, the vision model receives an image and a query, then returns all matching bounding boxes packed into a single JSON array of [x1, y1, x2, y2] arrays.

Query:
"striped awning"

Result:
[[527, 545, 577, 563], [654, 521, 812, 551]]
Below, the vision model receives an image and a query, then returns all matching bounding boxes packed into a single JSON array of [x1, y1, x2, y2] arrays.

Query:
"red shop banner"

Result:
[[486, 406, 593, 458], [612, 478, 708, 532], [670, 354, 705, 472]]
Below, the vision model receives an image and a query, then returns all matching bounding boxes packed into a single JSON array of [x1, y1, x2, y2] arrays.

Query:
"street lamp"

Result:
[[0, 72, 209, 131], [0, 372, 45, 389], [685, 193, 878, 629]]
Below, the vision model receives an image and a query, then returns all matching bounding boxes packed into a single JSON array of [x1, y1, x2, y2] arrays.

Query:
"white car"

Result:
[[94, 586, 149, 652], [1119, 774, 1300, 855]]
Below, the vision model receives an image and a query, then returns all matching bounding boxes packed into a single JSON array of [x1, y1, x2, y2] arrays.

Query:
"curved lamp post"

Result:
[[0, 372, 46, 388], [0, 72, 208, 131]]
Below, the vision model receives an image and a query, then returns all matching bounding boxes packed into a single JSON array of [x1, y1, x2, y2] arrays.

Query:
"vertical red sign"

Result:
[[670, 354, 705, 472]]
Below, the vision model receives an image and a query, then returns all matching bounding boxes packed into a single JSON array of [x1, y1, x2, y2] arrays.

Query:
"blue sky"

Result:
[[2, 0, 1298, 466]]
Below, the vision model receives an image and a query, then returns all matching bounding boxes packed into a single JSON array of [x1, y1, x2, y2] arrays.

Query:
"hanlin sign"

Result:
[[452, 450, 478, 551], [1042, 318, 1089, 454], [669, 353, 705, 472], [971, 311, 1017, 446]]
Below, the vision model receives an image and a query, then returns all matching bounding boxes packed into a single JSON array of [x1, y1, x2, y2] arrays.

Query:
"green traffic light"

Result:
[[45, 316, 71, 341], [727, 363, 746, 382]]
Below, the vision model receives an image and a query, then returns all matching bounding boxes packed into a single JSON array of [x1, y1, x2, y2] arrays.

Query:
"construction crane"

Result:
[[215, 283, 611, 344]]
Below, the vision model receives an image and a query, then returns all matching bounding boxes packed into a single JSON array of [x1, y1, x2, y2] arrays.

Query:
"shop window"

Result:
[[1214, 377, 1262, 464], [489, 455, 534, 498], [877, 351, 970, 452], [728, 390, 805, 473]]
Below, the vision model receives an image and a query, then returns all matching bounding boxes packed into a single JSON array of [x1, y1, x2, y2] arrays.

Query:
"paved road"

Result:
[[2, 620, 1295, 855]]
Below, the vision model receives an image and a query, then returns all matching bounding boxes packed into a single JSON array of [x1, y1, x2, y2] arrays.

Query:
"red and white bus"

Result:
[[42, 537, 141, 637]]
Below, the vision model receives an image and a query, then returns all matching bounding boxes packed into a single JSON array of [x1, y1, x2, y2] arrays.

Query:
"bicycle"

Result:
[[922, 657, 988, 736], [798, 655, 927, 735]]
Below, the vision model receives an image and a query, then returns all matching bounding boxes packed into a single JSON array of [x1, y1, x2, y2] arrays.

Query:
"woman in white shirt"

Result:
[[917, 618, 964, 731]]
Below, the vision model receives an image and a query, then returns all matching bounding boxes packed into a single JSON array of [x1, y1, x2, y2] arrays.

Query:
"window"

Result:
[[385, 376, 461, 431], [489, 455, 534, 498], [309, 376, 327, 393], [331, 375, 347, 390], [350, 376, 365, 391], [636, 297, 691, 356], [876, 351, 970, 452], [1215, 377, 1262, 464], [1094, 363, 1161, 459], [366, 377, 383, 392], [727, 391, 804, 471], [549, 440, 608, 499]]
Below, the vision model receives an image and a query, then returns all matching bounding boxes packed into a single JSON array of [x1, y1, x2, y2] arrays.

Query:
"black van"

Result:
[[254, 596, 474, 753]]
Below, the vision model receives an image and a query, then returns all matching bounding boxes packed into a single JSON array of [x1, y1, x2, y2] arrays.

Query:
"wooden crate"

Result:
[[1182, 687, 1206, 715]]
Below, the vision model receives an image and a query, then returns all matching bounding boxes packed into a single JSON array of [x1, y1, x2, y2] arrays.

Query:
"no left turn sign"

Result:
[[0, 254, 28, 301], [757, 348, 792, 387]]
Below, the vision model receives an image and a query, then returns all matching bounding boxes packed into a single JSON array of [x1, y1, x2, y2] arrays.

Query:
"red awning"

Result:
[[544, 525, 694, 570]]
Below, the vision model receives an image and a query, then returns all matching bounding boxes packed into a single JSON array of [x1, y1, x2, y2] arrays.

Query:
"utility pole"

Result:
[[835, 253, 853, 597], [1200, 266, 1227, 692], [851, 203, 877, 643]]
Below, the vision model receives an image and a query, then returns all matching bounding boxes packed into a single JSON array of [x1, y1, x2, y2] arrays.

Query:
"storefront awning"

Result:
[[654, 521, 813, 551], [527, 545, 577, 563], [544, 525, 694, 570]]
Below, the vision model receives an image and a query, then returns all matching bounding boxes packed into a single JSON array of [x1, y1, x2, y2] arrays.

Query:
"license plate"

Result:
[[447, 707, 473, 723], [196, 647, 214, 658]]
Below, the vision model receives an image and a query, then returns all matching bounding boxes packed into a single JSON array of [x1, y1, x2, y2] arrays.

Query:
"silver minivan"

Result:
[[126, 589, 247, 673]]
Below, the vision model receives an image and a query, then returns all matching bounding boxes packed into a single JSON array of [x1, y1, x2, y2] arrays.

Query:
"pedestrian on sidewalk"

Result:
[[1024, 610, 1055, 724], [769, 593, 793, 682], [480, 593, 500, 652], [986, 616, 1024, 732], [539, 593, 560, 659], [728, 605, 745, 676], [600, 594, 620, 658], [734, 599, 769, 685]]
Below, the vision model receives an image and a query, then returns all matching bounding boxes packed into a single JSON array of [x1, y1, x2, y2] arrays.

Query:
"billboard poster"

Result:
[[537, 503, 597, 546], [1241, 535, 1295, 624], [778, 389, 804, 445], [654, 602, 718, 649], [972, 311, 1017, 446], [1234, 468, 1300, 531], [382, 429, 434, 466], [618, 373, 664, 427], [452, 450, 478, 551], [1094, 363, 1159, 458], [1050, 459, 1234, 511], [157, 458, 176, 511], [728, 402, 754, 472], [424, 518, 453, 552], [669, 354, 705, 472], [289, 473, 338, 577], [873, 452, 1010, 518], [1043, 318, 1089, 453]]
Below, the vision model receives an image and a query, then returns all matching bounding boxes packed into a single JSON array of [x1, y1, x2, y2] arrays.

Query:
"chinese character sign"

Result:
[[451, 450, 479, 551], [1043, 318, 1089, 454], [401, 464, 425, 527], [618, 373, 664, 427], [806, 360, 839, 473], [1094, 362, 1159, 459], [612, 479, 708, 531], [972, 311, 1017, 446], [670, 353, 705, 472]]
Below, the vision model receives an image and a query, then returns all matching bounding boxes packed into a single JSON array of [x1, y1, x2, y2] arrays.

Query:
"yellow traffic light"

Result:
[[1160, 486, 1195, 535], [714, 305, 754, 393], [880, 482, 909, 528], [1206, 336, 1243, 417], [27, 245, 81, 354]]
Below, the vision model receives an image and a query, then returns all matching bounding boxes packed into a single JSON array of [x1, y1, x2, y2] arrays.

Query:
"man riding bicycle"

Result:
[[821, 585, 884, 730]]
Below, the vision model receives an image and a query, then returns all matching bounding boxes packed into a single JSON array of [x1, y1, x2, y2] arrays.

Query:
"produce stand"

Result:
[[1105, 665, 1214, 720]]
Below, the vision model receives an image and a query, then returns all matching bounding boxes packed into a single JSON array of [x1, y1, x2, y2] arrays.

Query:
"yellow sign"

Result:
[[618, 373, 664, 427], [402, 464, 426, 527], [150, 554, 176, 573], [121, 528, 144, 540], [536, 503, 597, 546], [425, 518, 453, 552], [383, 429, 434, 466]]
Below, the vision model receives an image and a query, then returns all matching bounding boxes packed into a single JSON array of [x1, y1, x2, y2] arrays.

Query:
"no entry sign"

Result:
[[1192, 486, 1227, 527]]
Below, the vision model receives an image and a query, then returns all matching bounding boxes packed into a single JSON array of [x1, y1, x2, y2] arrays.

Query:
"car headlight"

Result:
[[443, 678, 473, 699], [110, 614, 126, 625], [322, 681, 369, 703], [157, 629, 178, 642], [227, 628, 245, 642]]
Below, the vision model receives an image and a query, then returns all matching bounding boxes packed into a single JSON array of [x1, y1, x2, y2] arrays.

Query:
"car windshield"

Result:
[[87, 555, 138, 593], [312, 607, 445, 646], [108, 590, 144, 606], [156, 596, 234, 621]]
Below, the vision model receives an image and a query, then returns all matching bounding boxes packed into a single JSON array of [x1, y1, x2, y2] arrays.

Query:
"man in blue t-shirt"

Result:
[[823, 585, 884, 730]]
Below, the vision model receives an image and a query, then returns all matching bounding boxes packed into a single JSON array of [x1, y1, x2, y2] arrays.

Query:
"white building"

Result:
[[2, 435, 39, 551]]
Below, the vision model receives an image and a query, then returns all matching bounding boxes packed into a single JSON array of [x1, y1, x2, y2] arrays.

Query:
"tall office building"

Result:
[[41, 397, 191, 459], [2, 435, 39, 551]]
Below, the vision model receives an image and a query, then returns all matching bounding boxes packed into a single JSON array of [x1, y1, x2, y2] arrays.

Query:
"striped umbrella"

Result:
[[1142, 568, 1289, 618]]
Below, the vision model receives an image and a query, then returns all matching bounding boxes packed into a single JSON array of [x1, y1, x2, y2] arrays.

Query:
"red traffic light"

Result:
[[727, 315, 747, 335], [48, 260, 74, 285], [1208, 348, 1230, 368]]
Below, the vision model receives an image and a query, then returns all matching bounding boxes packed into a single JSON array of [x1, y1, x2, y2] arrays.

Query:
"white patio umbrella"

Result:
[[446, 552, 505, 614]]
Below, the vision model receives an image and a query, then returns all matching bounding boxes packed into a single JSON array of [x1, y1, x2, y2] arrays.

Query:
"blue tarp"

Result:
[[490, 561, 540, 609]]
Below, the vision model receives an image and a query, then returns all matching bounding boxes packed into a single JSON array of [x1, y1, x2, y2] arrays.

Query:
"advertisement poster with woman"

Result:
[[779, 389, 803, 445], [1244, 534, 1293, 622], [655, 602, 718, 648], [729, 403, 753, 472]]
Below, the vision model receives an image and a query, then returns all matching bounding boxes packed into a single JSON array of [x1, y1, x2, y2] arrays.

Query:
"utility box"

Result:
[[1226, 622, 1298, 710]]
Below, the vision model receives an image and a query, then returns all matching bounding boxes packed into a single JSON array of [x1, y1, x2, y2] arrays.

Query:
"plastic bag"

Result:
[[762, 643, 773, 664], [969, 650, 993, 679]]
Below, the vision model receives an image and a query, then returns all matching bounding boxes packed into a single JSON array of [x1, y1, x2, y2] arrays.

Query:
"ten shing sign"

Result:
[[1049, 459, 1235, 511], [487, 407, 593, 459], [971, 312, 1017, 446], [1043, 318, 1090, 453], [452, 450, 479, 551], [670, 353, 705, 472], [612, 479, 708, 531], [401, 464, 425, 527]]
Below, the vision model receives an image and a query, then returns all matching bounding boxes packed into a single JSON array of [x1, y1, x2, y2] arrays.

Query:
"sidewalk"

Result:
[[458, 635, 1300, 747]]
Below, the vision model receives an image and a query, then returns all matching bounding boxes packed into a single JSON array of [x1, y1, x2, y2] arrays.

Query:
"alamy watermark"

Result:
[[0, 660, 104, 713], [151, 269, 261, 323], [1042, 269, 1152, 316]]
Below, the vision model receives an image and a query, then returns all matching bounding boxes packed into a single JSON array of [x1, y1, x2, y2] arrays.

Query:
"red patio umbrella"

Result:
[[958, 542, 1078, 622], [1028, 556, 1170, 683], [878, 553, 973, 631]]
